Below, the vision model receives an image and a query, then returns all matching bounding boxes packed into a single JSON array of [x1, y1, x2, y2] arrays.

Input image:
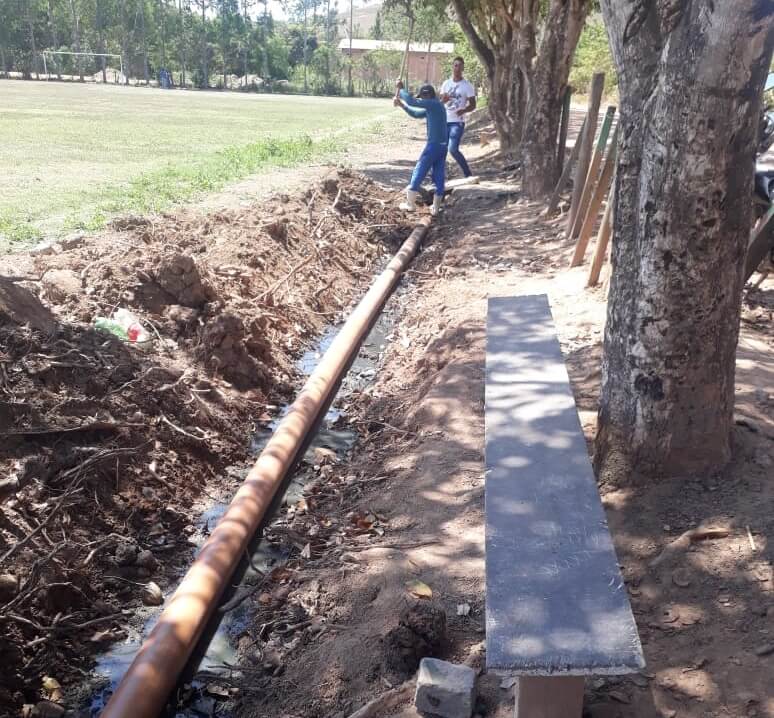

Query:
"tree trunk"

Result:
[[303, 0, 308, 93], [0, 46, 6, 78], [520, 0, 587, 199], [26, 3, 39, 80], [139, 0, 150, 84], [96, 0, 107, 82], [596, 1, 774, 480], [488, 49, 525, 154], [201, 0, 208, 88], [450, 0, 525, 153], [160, 0, 167, 68], [48, 0, 63, 80], [180, 0, 188, 87], [68, 0, 83, 81]]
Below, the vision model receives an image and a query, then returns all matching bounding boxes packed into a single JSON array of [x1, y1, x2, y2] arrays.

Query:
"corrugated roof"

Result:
[[337, 38, 454, 53]]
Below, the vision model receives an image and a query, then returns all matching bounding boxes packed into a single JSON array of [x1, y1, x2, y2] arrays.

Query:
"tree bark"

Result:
[[139, 0, 150, 84], [95, 0, 107, 82], [520, 0, 587, 198], [26, 2, 39, 80], [450, 0, 525, 153], [596, 1, 774, 479], [201, 0, 209, 88], [68, 0, 83, 81]]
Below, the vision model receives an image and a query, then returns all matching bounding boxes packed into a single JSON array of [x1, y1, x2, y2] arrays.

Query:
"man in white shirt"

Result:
[[440, 56, 477, 178]]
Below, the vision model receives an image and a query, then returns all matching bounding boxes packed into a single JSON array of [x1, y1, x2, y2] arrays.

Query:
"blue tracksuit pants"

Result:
[[447, 122, 472, 177], [409, 141, 447, 196]]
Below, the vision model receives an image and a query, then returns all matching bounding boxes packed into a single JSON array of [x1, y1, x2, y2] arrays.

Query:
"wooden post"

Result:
[[556, 86, 573, 178], [571, 122, 619, 267], [569, 105, 616, 240], [587, 186, 615, 287], [744, 204, 774, 282], [545, 115, 587, 215], [567, 73, 605, 234]]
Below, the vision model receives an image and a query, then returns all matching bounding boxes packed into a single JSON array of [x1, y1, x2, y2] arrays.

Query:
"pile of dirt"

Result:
[[0, 169, 412, 714]]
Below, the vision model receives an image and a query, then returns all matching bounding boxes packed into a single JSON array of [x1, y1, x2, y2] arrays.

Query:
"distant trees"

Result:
[[0, 0, 346, 91]]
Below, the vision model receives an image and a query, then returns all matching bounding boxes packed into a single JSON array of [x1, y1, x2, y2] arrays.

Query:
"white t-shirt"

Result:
[[441, 78, 476, 123]]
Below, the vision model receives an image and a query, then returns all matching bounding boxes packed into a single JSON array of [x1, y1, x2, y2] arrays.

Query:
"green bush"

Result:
[[570, 20, 617, 97]]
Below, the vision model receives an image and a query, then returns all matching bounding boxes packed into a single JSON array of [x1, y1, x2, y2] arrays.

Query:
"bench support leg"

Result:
[[514, 676, 584, 718]]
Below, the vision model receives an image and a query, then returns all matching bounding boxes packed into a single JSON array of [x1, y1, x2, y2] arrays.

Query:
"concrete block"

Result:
[[415, 657, 475, 718]]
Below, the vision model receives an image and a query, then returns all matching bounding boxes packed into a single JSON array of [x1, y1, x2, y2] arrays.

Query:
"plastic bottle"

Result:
[[94, 310, 150, 343], [94, 317, 129, 341]]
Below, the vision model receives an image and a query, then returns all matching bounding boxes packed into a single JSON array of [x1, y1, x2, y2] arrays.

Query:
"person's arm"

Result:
[[399, 88, 434, 109], [394, 94, 427, 119], [457, 91, 477, 118]]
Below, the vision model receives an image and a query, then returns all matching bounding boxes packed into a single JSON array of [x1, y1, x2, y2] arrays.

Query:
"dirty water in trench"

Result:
[[82, 285, 406, 717]]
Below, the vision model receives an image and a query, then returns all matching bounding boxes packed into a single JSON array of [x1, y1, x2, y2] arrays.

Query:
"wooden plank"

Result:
[[569, 105, 617, 240], [744, 205, 774, 282], [566, 73, 605, 234], [570, 123, 619, 267], [587, 189, 614, 287], [555, 86, 573, 179], [485, 295, 644, 675], [545, 115, 587, 215]]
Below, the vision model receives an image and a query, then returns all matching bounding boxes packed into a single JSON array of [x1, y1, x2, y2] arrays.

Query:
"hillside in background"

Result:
[[337, 1, 383, 36]]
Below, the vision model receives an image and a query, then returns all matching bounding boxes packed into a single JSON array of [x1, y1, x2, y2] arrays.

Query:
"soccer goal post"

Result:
[[40, 51, 125, 83]]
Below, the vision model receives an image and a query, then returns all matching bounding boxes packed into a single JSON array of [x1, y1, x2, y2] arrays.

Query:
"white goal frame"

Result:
[[40, 51, 124, 82]]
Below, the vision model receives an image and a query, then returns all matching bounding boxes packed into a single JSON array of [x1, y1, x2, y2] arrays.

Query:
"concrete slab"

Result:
[[484, 294, 644, 675]]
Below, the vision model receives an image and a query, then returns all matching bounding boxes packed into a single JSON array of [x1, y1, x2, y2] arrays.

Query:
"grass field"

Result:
[[0, 81, 395, 248]]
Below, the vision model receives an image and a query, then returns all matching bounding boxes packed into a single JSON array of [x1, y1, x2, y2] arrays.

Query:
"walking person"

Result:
[[393, 79, 448, 215], [440, 57, 477, 178]]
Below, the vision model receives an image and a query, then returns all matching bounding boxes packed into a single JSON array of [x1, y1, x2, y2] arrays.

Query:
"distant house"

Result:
[[338, 38, 455, 88]]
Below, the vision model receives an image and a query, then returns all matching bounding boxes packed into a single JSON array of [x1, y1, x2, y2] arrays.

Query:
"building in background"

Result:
[[338, 39, 454, 89]]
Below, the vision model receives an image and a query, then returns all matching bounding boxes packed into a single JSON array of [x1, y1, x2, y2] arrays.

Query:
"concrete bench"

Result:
[[485, 295, 644, 718]]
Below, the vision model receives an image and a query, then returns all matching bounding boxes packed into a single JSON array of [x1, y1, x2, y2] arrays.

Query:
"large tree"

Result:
[[595, 2, 774, 479], [451, 0, 589, 190], [519, 0, 589, 197], [450, 0, 523, 153]]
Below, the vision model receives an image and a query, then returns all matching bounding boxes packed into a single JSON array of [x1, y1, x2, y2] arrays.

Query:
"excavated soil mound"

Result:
[[0, 169, 411, 714]]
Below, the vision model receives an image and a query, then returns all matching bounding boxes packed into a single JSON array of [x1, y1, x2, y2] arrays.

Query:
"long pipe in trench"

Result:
[[100, 218, 431, 718]]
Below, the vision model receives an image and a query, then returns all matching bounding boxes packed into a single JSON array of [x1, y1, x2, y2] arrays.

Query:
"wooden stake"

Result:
[[567, 73, 605, 233], [571, 122, 619, 267], [569, 105, 617, 240], [545, 115, 587, 215], [587, 187, 615, 287], [556, 86, 573, 178]]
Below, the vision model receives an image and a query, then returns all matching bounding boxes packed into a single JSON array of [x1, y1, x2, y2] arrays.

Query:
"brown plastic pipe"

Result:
[[100, 218, 431, 718]]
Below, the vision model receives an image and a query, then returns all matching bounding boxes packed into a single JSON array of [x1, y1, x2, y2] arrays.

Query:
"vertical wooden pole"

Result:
[[587, 186, 615, 287], [569, 105, 616, 240], [571, 121, 619, 267], [556, 86, 573, 178], [567, 73, 605, 234], [545, 115, 587, 215]]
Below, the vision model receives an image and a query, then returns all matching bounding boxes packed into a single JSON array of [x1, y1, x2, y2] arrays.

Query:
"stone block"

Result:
[[414, 657, 475, 718]]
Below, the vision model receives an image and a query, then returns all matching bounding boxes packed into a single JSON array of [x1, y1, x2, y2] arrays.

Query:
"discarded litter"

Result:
[[94, 308, 150, 343]]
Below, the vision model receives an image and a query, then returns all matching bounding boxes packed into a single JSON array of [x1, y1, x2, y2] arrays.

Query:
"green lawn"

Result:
[[0, 81, 394, 248]]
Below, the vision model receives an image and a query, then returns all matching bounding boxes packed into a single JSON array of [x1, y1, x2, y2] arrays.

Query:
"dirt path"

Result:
[[230, 150, 774, 718]]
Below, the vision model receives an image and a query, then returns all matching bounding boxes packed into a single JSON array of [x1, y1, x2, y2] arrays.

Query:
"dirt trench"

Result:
[[0, 169, 415, 716], [213, 156, 774, 718]]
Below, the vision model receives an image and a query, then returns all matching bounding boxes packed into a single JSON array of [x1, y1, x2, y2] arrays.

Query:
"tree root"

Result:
[[649, 526, 731, 568]]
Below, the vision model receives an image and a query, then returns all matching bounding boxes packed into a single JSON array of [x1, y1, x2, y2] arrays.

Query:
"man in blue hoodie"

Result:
[[393, 79, 447, 215]]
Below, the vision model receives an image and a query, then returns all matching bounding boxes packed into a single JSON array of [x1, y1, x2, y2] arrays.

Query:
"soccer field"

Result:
[[0, 81, 394, 247]]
